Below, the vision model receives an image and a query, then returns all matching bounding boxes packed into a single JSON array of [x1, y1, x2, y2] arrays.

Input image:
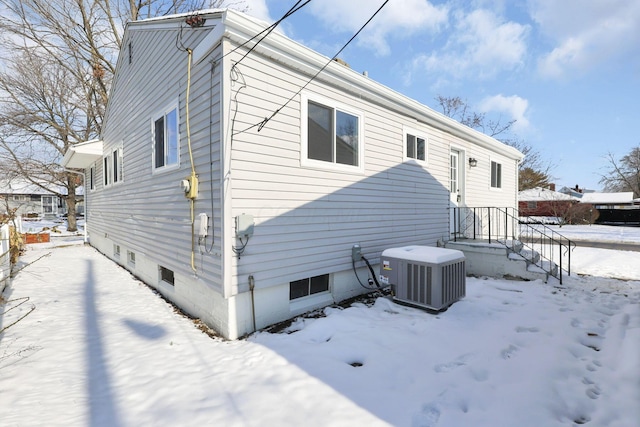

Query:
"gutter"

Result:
[[220, 9, 524, 162]]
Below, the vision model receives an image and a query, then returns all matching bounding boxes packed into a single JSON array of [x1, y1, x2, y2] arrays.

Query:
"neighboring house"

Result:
[[63, 9, 523, 339], [0, 178, 83, 218], [558, 185, 595, 199], [579, 192, 640, 226], [518, 187, 579, 222]]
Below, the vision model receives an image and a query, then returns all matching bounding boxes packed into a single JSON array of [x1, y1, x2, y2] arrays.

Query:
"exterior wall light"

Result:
[[468, 158, 478, 167]]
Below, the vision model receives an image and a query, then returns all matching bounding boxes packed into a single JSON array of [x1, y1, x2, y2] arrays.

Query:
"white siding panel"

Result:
[[224, 44, 451, 292], [89, 25, 224, 297]]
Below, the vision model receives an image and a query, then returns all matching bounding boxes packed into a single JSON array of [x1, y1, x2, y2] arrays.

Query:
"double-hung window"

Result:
[[153, 106, 179, 170], [303, 95, 362, 170], [491, 160, 502, 189]]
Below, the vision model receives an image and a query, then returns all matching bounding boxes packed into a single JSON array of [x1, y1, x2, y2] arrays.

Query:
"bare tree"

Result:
[[600, 145, 640, 198], [0, 0, 243, 231], [435, 95, 554, 191], [435, 95, 515, 138]]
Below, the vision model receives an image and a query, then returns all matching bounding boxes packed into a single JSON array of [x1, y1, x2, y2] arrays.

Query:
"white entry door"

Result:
[[449, 150, 462, 235], [450, 150, 460, 205]]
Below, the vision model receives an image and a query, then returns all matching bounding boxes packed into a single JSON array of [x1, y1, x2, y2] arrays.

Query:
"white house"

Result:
[[63, 9, 523, 339], [0, 178, 83, 218]]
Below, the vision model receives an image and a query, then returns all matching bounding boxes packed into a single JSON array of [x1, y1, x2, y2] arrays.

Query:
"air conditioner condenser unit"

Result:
[[379, 246, 466, 311]]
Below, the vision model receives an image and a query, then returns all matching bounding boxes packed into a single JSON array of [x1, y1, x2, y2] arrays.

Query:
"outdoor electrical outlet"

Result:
[[352, 244, 362, 261]]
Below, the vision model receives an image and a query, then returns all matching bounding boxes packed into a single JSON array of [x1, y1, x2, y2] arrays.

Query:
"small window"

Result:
[[491, 161, 502, 189], [304, 96, 362, 170], [527, 201, 537, 209], [289, 273, 330, 300], [112, 147, 123, 184], [103, 155, 112, 186], [113, 244, 121, 257], [153, 106, 179, 170], [89, 164, 96, 191], [405, 130, 427, 162], [127, 250, 136, 266], [160, 266, 175, 285]]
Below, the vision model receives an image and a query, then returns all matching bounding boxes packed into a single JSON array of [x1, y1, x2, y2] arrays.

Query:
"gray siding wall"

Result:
[[89, 24, 223, 293], [223, 41, 516, 295], [86, 14, 520, 332]]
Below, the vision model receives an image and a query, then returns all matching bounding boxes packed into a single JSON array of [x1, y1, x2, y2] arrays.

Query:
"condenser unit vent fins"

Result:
[[406, 264, 432, 306]]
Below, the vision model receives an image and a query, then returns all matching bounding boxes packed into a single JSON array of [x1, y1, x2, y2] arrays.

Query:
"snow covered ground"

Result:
[[543, 224, 640, 244], [1, 225, 639, 427]]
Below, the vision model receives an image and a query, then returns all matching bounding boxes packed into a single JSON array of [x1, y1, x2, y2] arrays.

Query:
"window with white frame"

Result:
[[103, 145, 123, 187], [153, 105, 179, 170], [89, 164, 96, 191], [289, 273, 330, 300], [127, 250, 136, 266], [303, 96, 362, 169], [491, 160, 502, 189], [404, 129, 427, 162], [159, 266, 175, 286], [112, 146, 123, 184], [103, 155, 111, 186]]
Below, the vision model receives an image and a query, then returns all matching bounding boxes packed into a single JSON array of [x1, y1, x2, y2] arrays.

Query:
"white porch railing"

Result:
[[1, 223, 10, 293]]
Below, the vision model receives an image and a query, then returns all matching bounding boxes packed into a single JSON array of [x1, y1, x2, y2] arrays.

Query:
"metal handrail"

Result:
[[451, 207, 576, 284]]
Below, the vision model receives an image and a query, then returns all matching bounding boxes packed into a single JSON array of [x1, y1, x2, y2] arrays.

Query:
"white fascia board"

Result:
[[221, 9, 524, 162], [128, 8, 225, 29], [62, 139, 103, 169], [192, 23, 225, 64]]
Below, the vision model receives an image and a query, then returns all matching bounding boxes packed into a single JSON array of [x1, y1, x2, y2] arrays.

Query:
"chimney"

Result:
[[549, 183, 556, 191]]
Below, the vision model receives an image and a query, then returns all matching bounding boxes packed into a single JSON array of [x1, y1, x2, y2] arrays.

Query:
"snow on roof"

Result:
[[0, 178, 83, 196], [579, 192, 634, 204], [518, 187, 577, 201]]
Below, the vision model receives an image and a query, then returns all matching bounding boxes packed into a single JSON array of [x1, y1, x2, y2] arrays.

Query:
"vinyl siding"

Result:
[[86, 10, 521, 326], [224, 42, 452, 294], [89, 23, 223, 292]]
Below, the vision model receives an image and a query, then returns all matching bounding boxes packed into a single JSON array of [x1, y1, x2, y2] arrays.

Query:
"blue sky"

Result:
[[242, 0, 640, 191]]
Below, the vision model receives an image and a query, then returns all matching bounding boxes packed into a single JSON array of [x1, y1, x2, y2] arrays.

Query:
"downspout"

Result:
[[249, 275, 256, 333], [220, 35, 238, 338], [63, 168, 88, 244]]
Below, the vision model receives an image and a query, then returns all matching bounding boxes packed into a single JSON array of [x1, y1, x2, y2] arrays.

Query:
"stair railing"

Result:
[[451, 206, 576, 284]]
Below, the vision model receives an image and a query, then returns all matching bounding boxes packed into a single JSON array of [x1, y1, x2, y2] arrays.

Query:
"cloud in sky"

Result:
[[306, 0, 449, 56], [242, 0, 272, 23], [530, 0, 640, 78], [408, 8, 529, 82], [477, 94, 530, 133]]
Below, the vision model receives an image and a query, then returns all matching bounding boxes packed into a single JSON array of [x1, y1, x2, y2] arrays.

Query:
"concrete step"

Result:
[[445, 240, 552, 283], [510, 247, 541, 264]]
